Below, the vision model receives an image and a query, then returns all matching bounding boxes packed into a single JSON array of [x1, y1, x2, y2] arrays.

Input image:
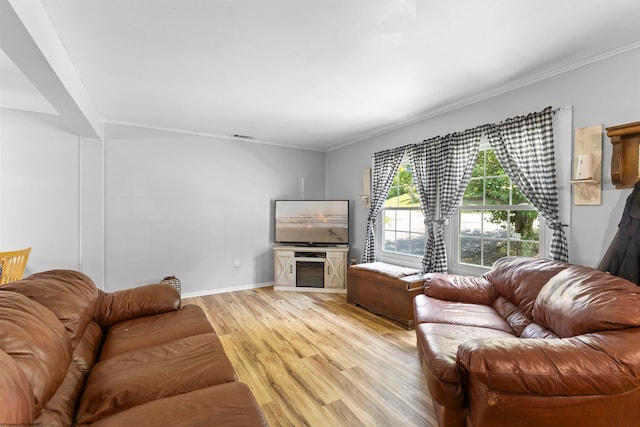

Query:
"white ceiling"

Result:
[[2, 0, 640, 151]]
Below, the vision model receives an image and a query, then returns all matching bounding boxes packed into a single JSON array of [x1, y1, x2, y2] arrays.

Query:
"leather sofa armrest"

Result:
[[94, 283, 181, 329], [424, 273, 497, 305], [456, 329, 639, 396]]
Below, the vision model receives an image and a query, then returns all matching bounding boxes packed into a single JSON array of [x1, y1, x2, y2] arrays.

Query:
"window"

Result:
[[456, 149, 539, 268], [381, 162, 425, 257]]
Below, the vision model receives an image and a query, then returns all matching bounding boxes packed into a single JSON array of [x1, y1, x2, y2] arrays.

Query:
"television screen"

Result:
[[275, 200, 349, 245]]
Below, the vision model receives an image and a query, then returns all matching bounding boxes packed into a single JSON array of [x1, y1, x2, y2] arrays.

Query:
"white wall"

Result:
[[0, 110, 325, 293], [326, 48, 640, 269], [79, 135, 104, 284], [0, 108, 103, 280], [104, 123, 326, 293]]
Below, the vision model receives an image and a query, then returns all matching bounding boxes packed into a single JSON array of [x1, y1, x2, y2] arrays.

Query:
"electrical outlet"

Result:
[[234, 258, 240, 267]]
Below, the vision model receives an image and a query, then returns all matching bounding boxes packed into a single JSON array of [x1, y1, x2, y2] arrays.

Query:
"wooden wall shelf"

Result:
[[607, 121, 640, 189], [572, 125, 602, 205]]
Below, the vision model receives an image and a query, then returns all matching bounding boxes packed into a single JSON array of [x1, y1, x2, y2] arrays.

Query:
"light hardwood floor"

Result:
[[185, 287, 436, 427]]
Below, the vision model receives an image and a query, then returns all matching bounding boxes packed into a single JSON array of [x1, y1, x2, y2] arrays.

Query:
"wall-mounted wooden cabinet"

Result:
[[607, 121, 640, 189]]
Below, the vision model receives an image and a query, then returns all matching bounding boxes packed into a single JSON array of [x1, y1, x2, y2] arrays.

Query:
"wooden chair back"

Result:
[[0, 247, 32, 284]]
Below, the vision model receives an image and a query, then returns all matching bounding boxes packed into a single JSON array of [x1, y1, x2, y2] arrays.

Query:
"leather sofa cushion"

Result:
[[415, 294, 513, 334], [3, 270, 99, 347], [94, 283, 180, 329], [0, 350, 34, 423], [416, 323, 515, 384], [425, 273, 497, 305], [485, 257, 569, 319], [34, 361, 84, 427], [85, 382, 268, 427], [534, 265, 640, 337], [457, 328, 640, 396], [76, 332, 238, 425], [100, 304, 215, 360], [0, 291, 71, 413]]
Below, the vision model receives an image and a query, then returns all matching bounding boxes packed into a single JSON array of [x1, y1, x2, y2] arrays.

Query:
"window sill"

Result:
[[376, 250, 423, 270]]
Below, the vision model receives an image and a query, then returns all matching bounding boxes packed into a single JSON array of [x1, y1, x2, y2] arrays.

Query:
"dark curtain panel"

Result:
[[362, 146, 406, 263], [486, 107, 568, 261]]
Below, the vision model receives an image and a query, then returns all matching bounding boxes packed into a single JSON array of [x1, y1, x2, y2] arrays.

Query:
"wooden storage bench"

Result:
[[347, 262, 424, 329]]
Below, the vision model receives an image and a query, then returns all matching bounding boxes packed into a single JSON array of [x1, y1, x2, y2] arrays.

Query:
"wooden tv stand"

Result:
[[273, 245, 348, 293]]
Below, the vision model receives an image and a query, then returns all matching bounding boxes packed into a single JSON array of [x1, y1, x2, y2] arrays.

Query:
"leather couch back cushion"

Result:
[[485, 257, 570, 318], [3, 270, 99, 347], [0, 350, 35, 423], [424, 273, 497, 306], [0, 291, 72, 413], [491, 297, 531, 337], [534, 266, 640, 337], [94, 283, 180, 329]]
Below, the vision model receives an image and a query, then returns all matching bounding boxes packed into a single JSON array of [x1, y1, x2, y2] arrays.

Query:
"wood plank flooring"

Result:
[[185, 287, 436, 427]]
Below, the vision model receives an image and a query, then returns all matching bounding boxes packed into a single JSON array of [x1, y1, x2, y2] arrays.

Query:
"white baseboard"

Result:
[[181, 281, 274, 299]]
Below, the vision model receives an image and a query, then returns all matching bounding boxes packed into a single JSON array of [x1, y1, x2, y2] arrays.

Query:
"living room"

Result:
[[0, 1, 638, 294], [1, 1, 640, 426]]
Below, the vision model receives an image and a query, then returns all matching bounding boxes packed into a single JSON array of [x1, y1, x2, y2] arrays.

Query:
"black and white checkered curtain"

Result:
[[362, 146, 406, 263], [409, 129, 483, 273], [408, 137, 440, 272], [486, 106, 568, 261]]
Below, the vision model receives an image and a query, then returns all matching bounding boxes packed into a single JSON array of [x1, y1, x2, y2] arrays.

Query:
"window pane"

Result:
[[482, 239, 507, 267], [411, 210, 425, 233], [456, 149, 540, 269], [395, 231, 411, 253], [485, 150, 503, 176], [385, 187, 399, 207], [511, 241, 539, 258], [397, 165, 412, 192], [512, 185, 528, 205], [484, 210, 508, 239], [460, 236, 481, 264], [396, 210, 410, 232], [462, 178, 484, 205], [485, 177, 511, 205], [384, 210, 396, 230], [509, 210, 539, 240], [381, 161, 425, 257], [460, 210, 482, 236], [383, 231, 396, 251], [471, 151, 484, 178], [410, 233, 425, 255]]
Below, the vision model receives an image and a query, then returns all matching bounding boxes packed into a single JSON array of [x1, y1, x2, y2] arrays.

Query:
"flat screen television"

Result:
[[274, 200, 349, 246]]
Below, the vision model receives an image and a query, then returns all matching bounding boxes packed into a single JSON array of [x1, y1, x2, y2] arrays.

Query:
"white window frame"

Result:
[[447, 140, 549, 276], [376, 157, 424, 269]]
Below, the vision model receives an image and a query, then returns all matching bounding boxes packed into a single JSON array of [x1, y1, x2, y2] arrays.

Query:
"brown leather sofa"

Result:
[[0, 269, 268, 426], [414, 256, 640, 427]]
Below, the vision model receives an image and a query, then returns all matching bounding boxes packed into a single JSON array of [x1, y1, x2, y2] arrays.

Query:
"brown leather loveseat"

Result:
[[414, 256, 640, 427], [0, 269, 267, 426]]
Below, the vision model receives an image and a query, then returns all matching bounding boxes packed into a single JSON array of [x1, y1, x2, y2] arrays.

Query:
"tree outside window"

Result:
[[459, 149, 539, 267]]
